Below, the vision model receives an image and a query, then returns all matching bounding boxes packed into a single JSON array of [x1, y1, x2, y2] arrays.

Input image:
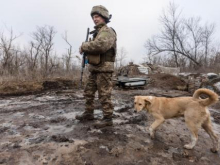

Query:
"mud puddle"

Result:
[[0, 89, 220, 165]]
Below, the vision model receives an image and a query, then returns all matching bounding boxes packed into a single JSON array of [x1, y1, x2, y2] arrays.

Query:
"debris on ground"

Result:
[[200, 77, 220, 94], [117, 63, 220, 94], [116, 63, 187, 90], [117, 62, 181, 77], [117, 62, 147, 77], [144, 63, 180, 75]]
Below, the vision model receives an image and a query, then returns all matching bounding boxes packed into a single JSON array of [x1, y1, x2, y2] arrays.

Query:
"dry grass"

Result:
[[0, 69, 88, 96], [0, 81, 43, 96]]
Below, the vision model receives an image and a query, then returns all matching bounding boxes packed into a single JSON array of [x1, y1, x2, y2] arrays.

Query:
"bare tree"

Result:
[[31, 26, 56, 77], [159, 2, 182, 67], [48, 53, 60, 75], [25, 36, 43, 75], [13, 48, 25, 74], [184, 17, 203, 64], [145, 2, 216, 69], [116, 47, 127, 68], [62, 31, 73, 72], [144, 53, 163, 65], [0, 28, 20, 74], [202, 23, 215, 65]]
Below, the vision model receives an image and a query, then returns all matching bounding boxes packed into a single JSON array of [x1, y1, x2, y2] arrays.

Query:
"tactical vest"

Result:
[[87, 26, 116, 66]]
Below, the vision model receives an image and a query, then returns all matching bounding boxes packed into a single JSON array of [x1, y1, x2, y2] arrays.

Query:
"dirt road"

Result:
[[0, 88, 220, 165]]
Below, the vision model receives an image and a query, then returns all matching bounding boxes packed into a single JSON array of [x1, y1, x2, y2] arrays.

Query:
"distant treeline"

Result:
[[144, 2, 220, 72]]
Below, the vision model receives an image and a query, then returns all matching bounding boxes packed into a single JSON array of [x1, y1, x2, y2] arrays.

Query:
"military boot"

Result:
[[93, 117, 113, 128], [75, 111, 94, 121]]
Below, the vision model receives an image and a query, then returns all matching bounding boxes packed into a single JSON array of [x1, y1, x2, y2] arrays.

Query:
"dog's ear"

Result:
[[134, 96, 138, 101], [144, 99, 151, 105]]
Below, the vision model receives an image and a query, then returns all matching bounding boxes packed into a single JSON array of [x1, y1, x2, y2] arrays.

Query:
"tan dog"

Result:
[[134, 88, 219, 152]]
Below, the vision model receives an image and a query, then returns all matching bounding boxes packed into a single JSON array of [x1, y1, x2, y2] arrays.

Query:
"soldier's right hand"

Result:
[[79, 46, 83, 55]]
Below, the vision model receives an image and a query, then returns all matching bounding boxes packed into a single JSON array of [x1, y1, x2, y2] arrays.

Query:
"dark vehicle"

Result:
[[116, 76, 148, 88]]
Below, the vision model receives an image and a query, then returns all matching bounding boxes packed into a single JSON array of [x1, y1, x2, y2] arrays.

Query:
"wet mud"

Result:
[[0, 88, 220, 165]]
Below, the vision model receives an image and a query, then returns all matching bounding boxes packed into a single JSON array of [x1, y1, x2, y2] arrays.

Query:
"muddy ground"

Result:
[[0, 88, 220, 165]]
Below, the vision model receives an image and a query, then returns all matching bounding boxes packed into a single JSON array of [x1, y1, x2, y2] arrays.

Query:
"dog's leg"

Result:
[[149, 115, 165, 139], [184, 120, 199, 150], [202, 116, 219, 153]]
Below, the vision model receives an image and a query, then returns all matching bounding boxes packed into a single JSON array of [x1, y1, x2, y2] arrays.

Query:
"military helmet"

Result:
[[91, 5, 110, 19]]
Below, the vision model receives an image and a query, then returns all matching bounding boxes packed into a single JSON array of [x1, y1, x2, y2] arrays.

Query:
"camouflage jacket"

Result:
[[81, 23, 117, 73]]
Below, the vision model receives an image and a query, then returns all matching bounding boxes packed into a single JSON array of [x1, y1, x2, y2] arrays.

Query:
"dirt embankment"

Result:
[[148, 73, 187, 90], [0, 88, 220, 165], [0, 78, 77, 96]]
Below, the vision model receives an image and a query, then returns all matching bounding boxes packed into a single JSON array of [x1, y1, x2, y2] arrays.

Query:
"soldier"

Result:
[[75, 5, 117, 128]]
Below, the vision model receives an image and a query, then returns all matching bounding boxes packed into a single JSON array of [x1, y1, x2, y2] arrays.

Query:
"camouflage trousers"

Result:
[[84, 72, 113, 118]]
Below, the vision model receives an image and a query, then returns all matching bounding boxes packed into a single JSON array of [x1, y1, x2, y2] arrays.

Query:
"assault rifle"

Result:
[[80, 28, 90, 88]]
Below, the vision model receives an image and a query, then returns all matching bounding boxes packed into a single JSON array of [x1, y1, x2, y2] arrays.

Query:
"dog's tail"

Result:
[[193, 88, 219, 106]]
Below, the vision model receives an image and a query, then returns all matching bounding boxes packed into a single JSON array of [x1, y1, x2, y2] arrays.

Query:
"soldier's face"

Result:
[[92, 14, 105, 25]]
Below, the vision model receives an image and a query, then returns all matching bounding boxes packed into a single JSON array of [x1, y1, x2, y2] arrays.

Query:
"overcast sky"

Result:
[[0, 0, 220, 64]]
